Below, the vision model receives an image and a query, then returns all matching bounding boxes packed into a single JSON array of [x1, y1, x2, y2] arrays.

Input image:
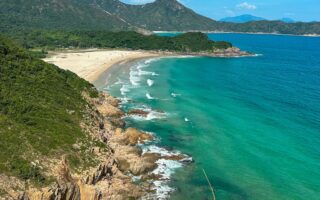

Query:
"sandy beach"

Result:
[[43, 49, 163, 83]]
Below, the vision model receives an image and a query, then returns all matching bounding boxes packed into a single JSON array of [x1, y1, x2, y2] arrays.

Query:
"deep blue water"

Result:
[[98, 33, 320, 199]]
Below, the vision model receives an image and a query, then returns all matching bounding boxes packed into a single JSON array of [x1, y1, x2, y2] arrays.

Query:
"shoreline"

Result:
[[42, 48, 251, 198], [43, 48, 252, 84], [42, 50, 193, 199], [43, 49, 167, 83], [153, 30, 320, 37]]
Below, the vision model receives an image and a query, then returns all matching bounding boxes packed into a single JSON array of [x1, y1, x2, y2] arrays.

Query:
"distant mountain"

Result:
[[280, 18, 295, 23], [220, 14, 266, 23], [220, 15, 297, 23]]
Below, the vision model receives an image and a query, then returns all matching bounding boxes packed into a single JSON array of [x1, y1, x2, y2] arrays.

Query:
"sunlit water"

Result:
[[96, 33, 320, 200]]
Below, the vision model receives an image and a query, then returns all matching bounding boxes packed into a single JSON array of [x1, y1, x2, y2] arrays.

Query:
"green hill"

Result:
[[0, 36, 102, 187], [96, 0, 218, 31], [1, 0, 319, 35], [0, 0, 131, 31], [9, 30, 232, 53]]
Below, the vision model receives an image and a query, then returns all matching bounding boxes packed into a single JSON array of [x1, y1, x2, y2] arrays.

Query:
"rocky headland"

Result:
[[2, 92, 190, 200]]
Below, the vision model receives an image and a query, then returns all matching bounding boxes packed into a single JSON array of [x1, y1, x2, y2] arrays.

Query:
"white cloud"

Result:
[[236, 2, 257, 10]]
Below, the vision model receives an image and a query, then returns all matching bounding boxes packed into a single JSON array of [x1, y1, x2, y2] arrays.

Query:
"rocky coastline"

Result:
[[150, 47, 252, 58], [8, 92, 191, 200]]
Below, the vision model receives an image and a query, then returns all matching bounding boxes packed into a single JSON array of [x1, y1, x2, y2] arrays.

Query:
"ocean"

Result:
[[96, 33, 320, 200]]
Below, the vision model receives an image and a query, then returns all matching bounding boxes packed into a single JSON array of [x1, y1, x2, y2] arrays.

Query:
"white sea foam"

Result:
[[114, 78, 123, 85], [129, 109, 167, 121], [129, 70, 140, 86], [147, 79, 154, 87], [120, 85, 130, 95], [144, 58, 161, 64], [119, 97, 131, 104], [171, 93, 181, 98], [146, 93, 156, 99], [142, 145, 180, 157], [141, 145, 192, 200], [138, 69, 154, 76]]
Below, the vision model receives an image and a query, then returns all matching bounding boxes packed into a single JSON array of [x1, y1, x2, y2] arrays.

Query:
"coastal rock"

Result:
[[96, 102, 124, 118], [115, 150, 160, 175], [6, 91, 164, 200], [109, 118, 126, 128], [128, 109, 149, 117], [110, 128, 154, 146], [99, 93, 120, 107]]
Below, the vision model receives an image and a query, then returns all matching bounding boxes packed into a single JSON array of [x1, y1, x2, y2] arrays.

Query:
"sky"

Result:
[[120, 0, 320, 22]]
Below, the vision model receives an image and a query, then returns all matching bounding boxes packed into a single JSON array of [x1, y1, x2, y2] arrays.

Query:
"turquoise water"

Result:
[[98, 34, 320, 200]]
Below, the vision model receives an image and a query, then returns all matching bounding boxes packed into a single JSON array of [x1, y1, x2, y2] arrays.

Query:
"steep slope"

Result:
[[0, 35, 101, 190], [0, 35, 150, 199], [0, 0, 131, 31], [94, 0, 218, 30]]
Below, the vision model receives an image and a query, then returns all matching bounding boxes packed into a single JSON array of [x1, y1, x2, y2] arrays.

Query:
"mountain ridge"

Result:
[[220, 14, 266, 23], [220, 14, 297, 24], [0, 0, 319, 35]]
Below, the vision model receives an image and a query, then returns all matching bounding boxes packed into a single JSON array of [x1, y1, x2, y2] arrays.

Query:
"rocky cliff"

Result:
[[0, 91, 189, 200]]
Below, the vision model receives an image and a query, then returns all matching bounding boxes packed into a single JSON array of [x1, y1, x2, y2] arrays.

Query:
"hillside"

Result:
[[0, 35, 102, 187], [0, 35, 159, 199], [96, 0, 217, 30], [218, 20, 320, 35], [8, 30, 232, 54], [0, 0, 131, 31], [0, 0, 319, 35], [0, 35, 195, 199]]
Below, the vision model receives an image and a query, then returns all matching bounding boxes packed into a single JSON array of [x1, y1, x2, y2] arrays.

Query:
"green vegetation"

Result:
[[0, 0, 319, 35], [0, 0, 130, 31], [7, 30, 232, 53], [0, 0, 320, 35], [0, 36, 101, 185]]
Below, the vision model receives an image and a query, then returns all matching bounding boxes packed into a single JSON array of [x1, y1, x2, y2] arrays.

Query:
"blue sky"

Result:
[[120, 0, 320, 22]]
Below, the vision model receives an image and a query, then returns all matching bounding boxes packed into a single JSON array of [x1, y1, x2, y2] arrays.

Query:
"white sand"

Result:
[[43, 49, 162, 83]]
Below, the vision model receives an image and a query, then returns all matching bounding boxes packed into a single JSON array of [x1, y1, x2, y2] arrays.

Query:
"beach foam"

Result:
[[129, 69, 141, 86], [141, 145, 192, 199], [120, 84, 130, 96], [147, 79, 154, 87], [146, 92, 156, 100], [171, 93, 181, 98]]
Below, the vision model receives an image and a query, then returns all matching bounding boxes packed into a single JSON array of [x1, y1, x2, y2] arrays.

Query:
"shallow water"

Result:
[[97, 33, 320, 200]]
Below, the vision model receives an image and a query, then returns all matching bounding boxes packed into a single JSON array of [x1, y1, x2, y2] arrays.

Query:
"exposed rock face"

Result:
[[111, 127, 154, 146], [128, 109, 149, 117], [2, 91, 191, 200], [2, 92, 150, 200]]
